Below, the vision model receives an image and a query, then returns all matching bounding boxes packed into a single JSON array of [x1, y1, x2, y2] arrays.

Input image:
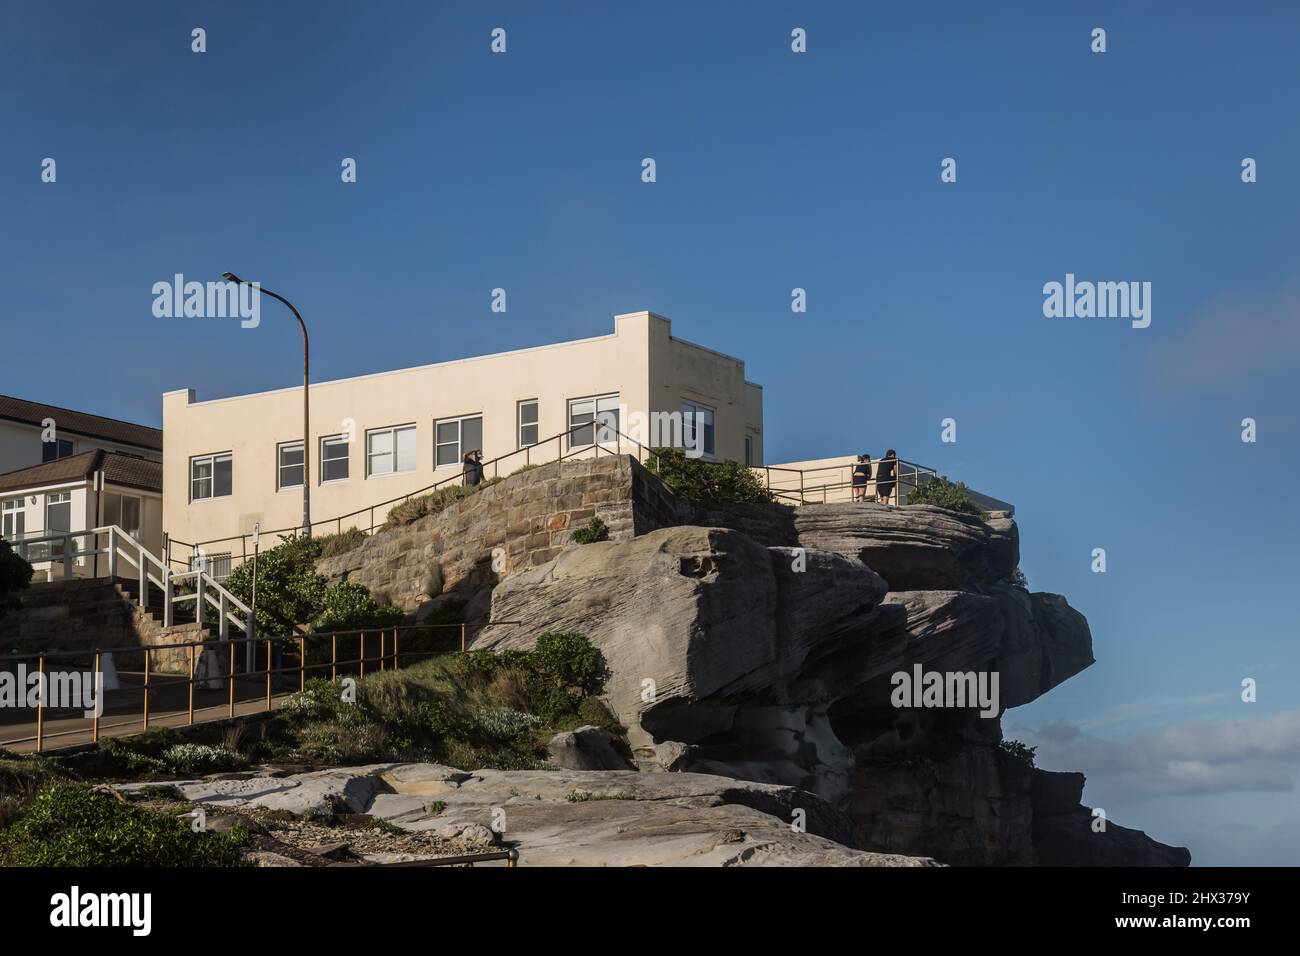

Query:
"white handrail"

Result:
[[7, 525, 253, 644]]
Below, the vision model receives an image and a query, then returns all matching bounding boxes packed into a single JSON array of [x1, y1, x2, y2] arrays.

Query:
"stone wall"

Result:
[[316, 456, 647, 622]]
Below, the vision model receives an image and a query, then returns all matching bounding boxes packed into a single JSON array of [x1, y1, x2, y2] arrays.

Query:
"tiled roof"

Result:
[[0, 450, 162, 495], [0, 394, 161, 451]]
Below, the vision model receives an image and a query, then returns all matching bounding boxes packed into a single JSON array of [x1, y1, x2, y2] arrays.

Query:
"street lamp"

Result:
[[222, 272, 312, 539]]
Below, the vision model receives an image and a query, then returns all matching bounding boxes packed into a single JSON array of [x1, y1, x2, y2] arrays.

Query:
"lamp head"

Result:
[[222, 272, 242, 283]]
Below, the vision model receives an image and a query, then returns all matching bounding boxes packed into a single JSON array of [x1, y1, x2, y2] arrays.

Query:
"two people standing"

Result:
[[851, 449, 897, 504]]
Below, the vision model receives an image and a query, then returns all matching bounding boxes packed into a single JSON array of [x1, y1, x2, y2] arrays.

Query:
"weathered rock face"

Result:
[[120, 763, 939, 867], [793, 503, 1019, 591], [547, 726, 636, 771], [471, 519, 1182, 866]]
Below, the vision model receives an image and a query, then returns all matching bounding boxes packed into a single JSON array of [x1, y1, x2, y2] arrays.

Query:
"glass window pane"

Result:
[[436, 421, 459, 444], [214, 455, 233, 497], [279, 444, 304, 467], [520, 423, 538, 447], [461, 417, 482, 455], [192, 459, 213, 481], [395, 427, 416, 472], [122, 496, 141, 537], [520, 402, 538, 426]]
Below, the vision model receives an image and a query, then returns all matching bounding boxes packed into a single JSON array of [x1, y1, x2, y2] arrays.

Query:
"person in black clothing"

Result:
[[875, 449, 897, 504], [851, 454, 872, 502], [463, 449, 484, 487]]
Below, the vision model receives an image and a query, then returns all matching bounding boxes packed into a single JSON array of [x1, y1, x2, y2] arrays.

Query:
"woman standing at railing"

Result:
[[876, 450, 897, 505], [852, 454, 873, 502]]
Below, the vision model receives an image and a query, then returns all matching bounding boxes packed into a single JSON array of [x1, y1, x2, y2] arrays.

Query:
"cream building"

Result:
[[163, 311, 763, 565]]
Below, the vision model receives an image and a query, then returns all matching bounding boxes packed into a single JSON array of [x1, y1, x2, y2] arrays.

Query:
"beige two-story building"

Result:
[[162, 311, 763, 564]]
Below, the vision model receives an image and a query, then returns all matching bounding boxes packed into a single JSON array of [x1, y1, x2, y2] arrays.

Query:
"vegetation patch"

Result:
[[0, 539, 33, 619], [569, 517, 609, 544], [0, 783, 248, 866], [646, 448, 774, 504], [383, 478, 503, 529], [906, 476, 983, 515], [316, 527, 368, 558]]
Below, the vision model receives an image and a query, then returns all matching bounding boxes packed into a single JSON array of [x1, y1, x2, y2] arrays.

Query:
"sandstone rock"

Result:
[[547, 726, 636, 771], [1034, 809, 1191, 866], [652, 740, 695, 772], [794, 503, 1018, 591]]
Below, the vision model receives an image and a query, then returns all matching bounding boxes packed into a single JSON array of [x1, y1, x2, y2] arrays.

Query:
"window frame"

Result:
[[42, 438, 74, 463], [277, 440, 305, 492], [680, 400, 716, 457], [365, 424, 417, 479], [319, 434, 350, 485], [102, 491, 143, 539], [1, 497, 25, 540], [434, 414, 483, 469], [567, 394, 620, 449], [517, 400, 539, 449], [190, 452, 233, 502]]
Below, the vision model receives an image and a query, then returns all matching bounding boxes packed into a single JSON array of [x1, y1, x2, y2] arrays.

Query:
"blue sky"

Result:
[[3, 1, 1298, 864]]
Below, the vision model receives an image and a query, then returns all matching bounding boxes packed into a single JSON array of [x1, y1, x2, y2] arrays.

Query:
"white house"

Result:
[[0, 394, 162, 474]]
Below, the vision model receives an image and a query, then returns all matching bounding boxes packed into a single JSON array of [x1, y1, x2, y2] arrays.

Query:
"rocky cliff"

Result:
[[319, 458, 1190, 866]]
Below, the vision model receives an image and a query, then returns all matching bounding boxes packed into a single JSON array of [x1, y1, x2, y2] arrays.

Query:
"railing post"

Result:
[[360, 631, 366, 678], [107, 527, 118, 579], [35, 655, 44, 753], [188, 644, 195, 726], [393, 628, 400, 669], [460, 623, 466, 653], [265, 639, 272, 710], [219, 591, 229, 643], [93, 651, 101, 743], [138, 542, 148, 606], [63, 535, 73, 579], [332, 633, 338, 681], [196, 574, 205, 628], [299, 637, 306, 693], [142, 647, 150, 731], [163, 568, 173, 627], [228, 637, 236, 718]]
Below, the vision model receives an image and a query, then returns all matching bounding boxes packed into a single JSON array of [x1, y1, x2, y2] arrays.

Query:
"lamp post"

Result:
[[222, 273, 312, 538]]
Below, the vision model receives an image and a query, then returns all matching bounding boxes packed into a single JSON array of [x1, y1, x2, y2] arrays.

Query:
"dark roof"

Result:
[[0, 394, 162, 451], [0, 450, 162, 495]]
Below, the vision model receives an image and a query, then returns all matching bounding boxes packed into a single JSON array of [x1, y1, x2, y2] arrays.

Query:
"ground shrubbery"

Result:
[[646, 448, 774, 504], [0, 784, 247, 866], [224, 534, 402, 637], [0, 540, 33, 619], [906, 476, 983, 514], [268, 632, 615, 769], [383, 477, 504, 529], [316, 527, 368, 558]]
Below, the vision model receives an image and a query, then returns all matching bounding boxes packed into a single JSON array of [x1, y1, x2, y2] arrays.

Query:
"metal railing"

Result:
[[755, 458, 937, 506], [0, 623, 465, 753]]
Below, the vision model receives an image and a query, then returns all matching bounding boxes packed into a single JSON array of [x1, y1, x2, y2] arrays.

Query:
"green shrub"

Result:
[[160, 744, 245, 776], [646, 448, 774, 504], [509, 464, 542, 476], [316, 527, 368, 559], [0, 784, 247, 866], [906, 476, 983, 514], [0, 540, 33, 619], [998, 739, 1037, 769], [530, 632, 603, 693], [314, 582, 404, 633], [1006, 567, 1029, 591], [569, 517, 609, 544]]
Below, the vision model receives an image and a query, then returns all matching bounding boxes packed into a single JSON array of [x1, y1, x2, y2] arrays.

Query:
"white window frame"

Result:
[[46, 491, 72, 559], [517, 400, 539, 449], [277, 440, 305, 491], [319, 434, 350, 485], [366, 424, 417, 478], [568, 394, 620, 448], [681, 400, 716, 457], [190, 452, 233, 502], [435, 414, 483, 468], [1, 498, 25, 540]]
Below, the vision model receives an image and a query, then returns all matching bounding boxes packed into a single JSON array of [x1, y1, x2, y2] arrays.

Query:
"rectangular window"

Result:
[[435, 414, 483, 467], [102, 492, 142, 539], [190, 453, 233, 501], [745, 435, 753, 467], [517, 400, 539, 449], [1, 498, 24, 540], [192, 551, 232, 581], [46, 491, 72, 559], [277, 441, 305, 490], [568, 394, 619, 447], [366, 425, 417, 477], [42, 438, 74, 462], [320, 435, 350, 484], [681, 401, 715, 457]]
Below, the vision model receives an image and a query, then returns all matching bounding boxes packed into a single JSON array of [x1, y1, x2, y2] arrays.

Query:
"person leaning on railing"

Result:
[[875, 450, 897, 505], [462, 449, 484, 487]]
